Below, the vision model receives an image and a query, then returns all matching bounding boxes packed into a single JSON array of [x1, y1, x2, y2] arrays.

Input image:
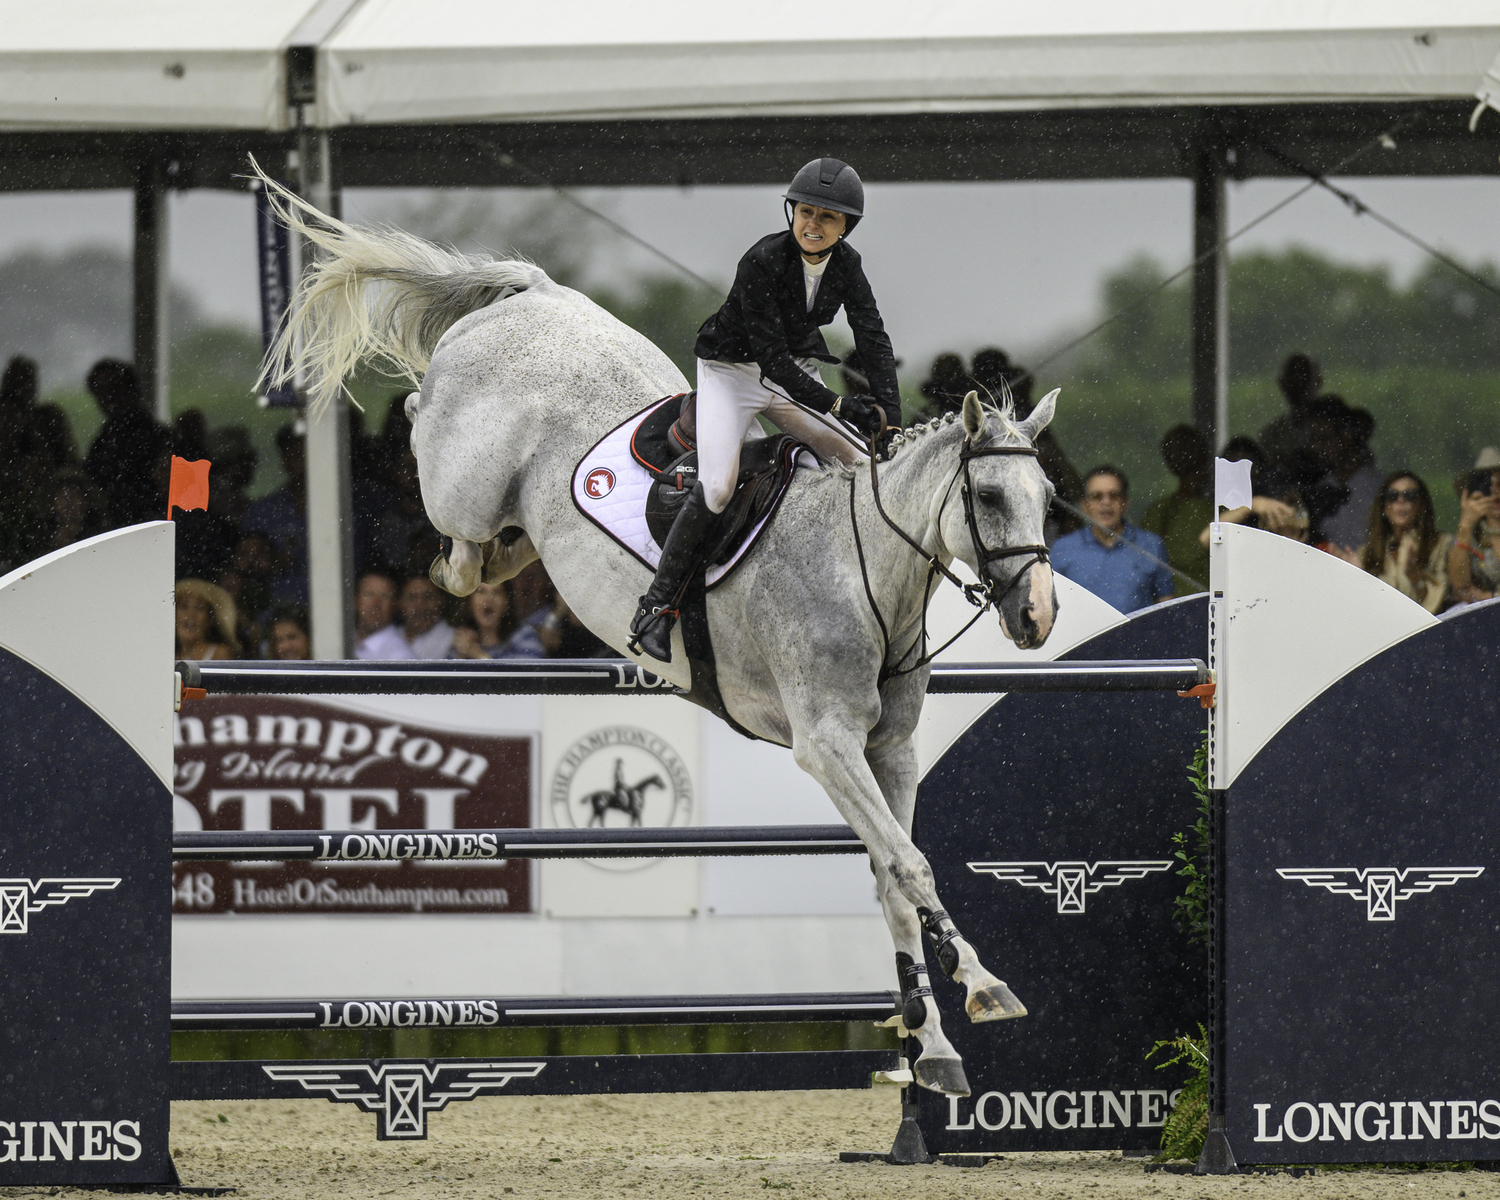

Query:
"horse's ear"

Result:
[[1017, 388, 1059, 443], [961, 391, 984, 439]]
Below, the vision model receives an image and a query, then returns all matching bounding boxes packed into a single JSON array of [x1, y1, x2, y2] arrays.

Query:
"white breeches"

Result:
[[695, 358, 867, 513]]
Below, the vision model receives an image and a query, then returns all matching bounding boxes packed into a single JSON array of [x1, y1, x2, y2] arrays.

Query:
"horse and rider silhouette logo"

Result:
[[582, 758, 665, 827], [549, 725, 693, 871], [583, 468, 615, 499]]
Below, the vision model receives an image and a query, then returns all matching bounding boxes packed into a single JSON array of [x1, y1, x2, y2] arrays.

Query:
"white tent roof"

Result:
[[319, 0, 1500, 127], [1, 0, 1497, 132], [0, 0, 323, 131]]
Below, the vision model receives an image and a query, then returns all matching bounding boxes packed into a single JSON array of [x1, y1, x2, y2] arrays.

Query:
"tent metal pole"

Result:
[[298, 127, 355, 660], [132, 156, 171, 424], [1190, 143, 1229, 452]]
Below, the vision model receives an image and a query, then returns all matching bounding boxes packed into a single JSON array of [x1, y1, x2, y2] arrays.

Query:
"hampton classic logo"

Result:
[[0, 879, 119, 935], [549, 726, 692, 870], [967, 860, 1174, 914], [1277, 866, 1484, 921], [583, 468, 615, 499]]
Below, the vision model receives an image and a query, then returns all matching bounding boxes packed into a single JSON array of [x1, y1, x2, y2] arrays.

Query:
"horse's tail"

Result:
[[250, 158, 550, 416]]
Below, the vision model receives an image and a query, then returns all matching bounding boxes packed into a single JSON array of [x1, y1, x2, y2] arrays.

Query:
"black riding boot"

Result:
[[628, 482, 716, 663]]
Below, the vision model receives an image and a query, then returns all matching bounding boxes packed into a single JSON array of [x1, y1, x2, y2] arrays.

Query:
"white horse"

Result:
[[260, 177, 1059, 1097]]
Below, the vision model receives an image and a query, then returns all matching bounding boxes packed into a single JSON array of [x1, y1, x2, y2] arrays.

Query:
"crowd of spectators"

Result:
[[12, 338, 1493, 665], [0, 354, 611, 664], [917, 348, 1500, 616]]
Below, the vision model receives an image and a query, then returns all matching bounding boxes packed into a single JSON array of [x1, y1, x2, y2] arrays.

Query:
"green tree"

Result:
[[592, 276, 722, 379], [1077, 245, 1500, 383], [1089, 253, 1189, 381]]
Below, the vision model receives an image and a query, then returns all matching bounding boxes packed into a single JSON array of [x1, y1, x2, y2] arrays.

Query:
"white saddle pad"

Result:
[[570, 397, 811, 590]]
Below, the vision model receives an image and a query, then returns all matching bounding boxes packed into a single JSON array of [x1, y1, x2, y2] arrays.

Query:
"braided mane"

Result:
[[882, 394, 1027, 462]]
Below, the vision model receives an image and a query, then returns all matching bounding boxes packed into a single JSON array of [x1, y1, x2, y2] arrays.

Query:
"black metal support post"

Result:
[[133, 156, 170, 424], [889, 1035, 936, 1164], [1195, 784, 1238, 1175], [1191, 140, 1229, 452]]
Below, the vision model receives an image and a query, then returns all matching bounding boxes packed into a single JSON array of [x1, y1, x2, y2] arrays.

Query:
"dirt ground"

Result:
[[5, 1090, 1496, 1199]]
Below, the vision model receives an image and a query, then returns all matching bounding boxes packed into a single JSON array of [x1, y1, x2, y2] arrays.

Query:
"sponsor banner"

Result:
[[0, 641, 173, 1185], [914, 598, 1206, 1153], [1252, 1099, 1500, 1145], [1224, 601, 1500, 1164], [945, 1088, 1182, 1135], [0, 1120, 143, 1164], [172, 697, 532, 915]]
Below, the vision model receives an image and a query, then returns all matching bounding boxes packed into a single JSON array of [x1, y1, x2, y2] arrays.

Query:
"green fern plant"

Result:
[[1170, 737, 1211, 945], [1147, 1024, 1209, 1162]]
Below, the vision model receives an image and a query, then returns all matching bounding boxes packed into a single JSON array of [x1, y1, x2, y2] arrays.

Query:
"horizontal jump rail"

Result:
[[172, 991, 899, 1031], [176, 656, 1208, 697], [173, 824, 865, 862]]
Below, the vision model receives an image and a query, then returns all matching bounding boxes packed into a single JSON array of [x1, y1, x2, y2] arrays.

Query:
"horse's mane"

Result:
[[882, 411, 959, 460], [880, 395, 1029, 462]]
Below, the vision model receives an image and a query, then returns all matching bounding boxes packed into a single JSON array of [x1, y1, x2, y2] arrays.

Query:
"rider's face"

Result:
[[792, 204, 847, 259]]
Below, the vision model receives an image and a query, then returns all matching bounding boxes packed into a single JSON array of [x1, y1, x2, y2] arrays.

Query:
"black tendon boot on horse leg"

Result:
[[896, 952, 970, 1097], [628, 481, 716, 663], [917, 907, 1028, 1022]]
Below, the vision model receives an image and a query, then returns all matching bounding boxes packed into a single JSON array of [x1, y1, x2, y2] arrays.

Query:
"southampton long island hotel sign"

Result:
[[172, 698, 532, 914]]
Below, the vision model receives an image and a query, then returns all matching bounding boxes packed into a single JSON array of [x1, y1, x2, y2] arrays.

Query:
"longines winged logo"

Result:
[[262, 1060, 547, 1139], [1277, 866, 1484, 921], [967, 860, 1174, 914], [0, 878, 120, 934]]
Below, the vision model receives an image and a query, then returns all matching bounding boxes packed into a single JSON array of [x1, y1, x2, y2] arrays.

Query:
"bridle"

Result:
[[956, 440, 1051, 602], [849, 414, 1051, 682]]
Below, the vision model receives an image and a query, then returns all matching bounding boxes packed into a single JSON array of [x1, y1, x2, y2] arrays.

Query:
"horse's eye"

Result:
[[976, 489, 1001, 507]]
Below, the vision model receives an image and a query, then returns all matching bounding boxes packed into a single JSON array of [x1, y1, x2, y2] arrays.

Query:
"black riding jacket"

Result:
[[694, 231, 901, 427]]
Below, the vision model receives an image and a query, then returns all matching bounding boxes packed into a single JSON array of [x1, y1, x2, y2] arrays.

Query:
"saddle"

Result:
[[628, 391, 805, 567]]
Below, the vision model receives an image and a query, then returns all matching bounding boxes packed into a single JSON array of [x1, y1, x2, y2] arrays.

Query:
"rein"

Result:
[[849, 415, 1050, 683]]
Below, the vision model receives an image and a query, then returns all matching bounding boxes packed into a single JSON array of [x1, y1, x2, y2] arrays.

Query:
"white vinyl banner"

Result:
[[539, 695, 701, 918]]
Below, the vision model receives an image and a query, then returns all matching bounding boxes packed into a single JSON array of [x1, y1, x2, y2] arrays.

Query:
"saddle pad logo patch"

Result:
[[583, 468, 615, 499]]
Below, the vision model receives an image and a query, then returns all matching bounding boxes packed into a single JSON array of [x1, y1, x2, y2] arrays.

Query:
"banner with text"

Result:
[[173, 697, 532, 915]]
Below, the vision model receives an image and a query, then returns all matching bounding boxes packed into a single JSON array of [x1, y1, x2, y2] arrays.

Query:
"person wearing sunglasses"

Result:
[[1049, 465, 1175, 612], [1351, 471, 1451, 613]]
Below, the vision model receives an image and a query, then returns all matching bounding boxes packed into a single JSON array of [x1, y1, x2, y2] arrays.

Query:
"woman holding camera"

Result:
[[1448, 457, 1500, 604]]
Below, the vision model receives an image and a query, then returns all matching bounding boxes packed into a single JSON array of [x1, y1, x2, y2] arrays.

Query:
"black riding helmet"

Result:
[[783, 158, 864, 256]]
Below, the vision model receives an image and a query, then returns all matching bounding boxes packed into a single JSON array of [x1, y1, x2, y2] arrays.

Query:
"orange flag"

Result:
[[168, 456, 211, 517]]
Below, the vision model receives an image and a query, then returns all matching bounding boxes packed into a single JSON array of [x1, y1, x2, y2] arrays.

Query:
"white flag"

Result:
[[1215, 457, 1253, 512]]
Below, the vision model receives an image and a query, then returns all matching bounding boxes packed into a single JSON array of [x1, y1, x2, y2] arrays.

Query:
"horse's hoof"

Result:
[[966, 979, 1027, 1023], [913, 1054, 970, 1097]]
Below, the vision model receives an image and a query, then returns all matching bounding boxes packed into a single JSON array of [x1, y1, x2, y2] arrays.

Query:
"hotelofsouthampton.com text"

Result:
[[230, 879, 509, 911]]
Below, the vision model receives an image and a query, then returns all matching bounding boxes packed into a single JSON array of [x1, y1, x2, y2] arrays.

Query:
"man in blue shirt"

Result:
[[1050, 466, 1174, 612]]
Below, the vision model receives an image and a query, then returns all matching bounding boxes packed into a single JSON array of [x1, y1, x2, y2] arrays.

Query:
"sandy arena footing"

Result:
[[3, 1092, 1496, 1199]]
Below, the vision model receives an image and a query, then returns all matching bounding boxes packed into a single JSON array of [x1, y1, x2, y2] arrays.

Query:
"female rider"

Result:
[[628, 157, 902, 662]]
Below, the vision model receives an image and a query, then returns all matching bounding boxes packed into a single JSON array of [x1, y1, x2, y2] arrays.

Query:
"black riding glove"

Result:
[[836, 393, 886, 441]]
